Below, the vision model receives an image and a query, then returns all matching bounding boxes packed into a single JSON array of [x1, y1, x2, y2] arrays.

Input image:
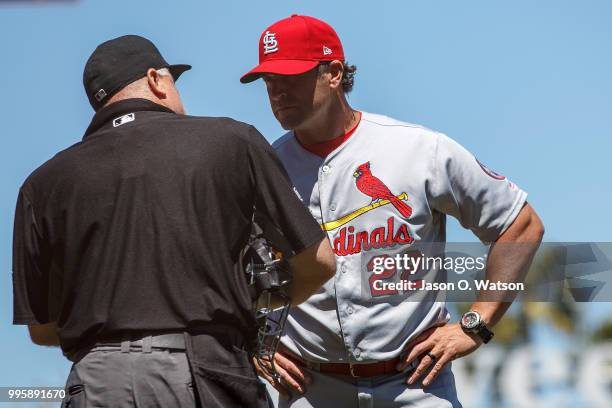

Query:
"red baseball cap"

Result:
[[240, 15, 345, 84]]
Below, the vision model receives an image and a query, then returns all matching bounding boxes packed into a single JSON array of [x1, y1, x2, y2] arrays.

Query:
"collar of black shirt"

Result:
[[83, 98, 176, 140]]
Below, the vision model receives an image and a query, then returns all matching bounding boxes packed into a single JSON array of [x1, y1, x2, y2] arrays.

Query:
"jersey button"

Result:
[[347, 306, 354, 315], [322, 165, 330, 173], [330, 203, 337, 211], [340, 264, 347, 273], [354, 348, 362, 358]]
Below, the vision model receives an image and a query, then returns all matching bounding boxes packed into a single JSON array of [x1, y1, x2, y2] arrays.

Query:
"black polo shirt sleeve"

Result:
[[245, 125, 325, 256], [12, 186, 50, 325]]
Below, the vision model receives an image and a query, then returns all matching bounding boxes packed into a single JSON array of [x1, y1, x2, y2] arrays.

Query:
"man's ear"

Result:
[[147, 68, 167, 99], [328, 60, 344, 90]]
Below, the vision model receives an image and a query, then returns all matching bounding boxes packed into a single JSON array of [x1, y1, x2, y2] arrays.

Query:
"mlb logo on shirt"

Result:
[[113, 113, 135, 127]]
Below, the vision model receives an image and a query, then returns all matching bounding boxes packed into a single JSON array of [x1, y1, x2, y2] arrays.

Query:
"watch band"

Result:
[[475, 324, 494, 344]]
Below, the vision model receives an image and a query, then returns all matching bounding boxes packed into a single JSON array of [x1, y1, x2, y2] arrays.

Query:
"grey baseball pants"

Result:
[[278, 363, 462, 408], [61, 332, 271, 408], [61, 345, 196, 407]]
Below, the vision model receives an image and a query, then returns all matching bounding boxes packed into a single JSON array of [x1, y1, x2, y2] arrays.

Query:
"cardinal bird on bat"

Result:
[[353, 161, 412, 219]]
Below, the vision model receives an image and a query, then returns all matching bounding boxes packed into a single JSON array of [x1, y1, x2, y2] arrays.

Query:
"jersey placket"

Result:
[[317, 159, 364, 364]]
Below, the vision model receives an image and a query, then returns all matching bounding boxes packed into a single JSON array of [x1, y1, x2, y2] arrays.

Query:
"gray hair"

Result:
[[156, 67, 172, 78]]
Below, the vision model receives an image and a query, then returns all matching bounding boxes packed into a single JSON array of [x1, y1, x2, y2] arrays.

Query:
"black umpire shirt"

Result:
[[12, 98, 324, 356]]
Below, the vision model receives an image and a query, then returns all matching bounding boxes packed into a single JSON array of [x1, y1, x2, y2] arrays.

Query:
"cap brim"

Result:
[[240, 60, 319, 84], [168, 64, 192, 81]]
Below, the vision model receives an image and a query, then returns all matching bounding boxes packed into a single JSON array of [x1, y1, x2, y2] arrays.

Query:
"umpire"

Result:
[[12, 35, 335, 408]]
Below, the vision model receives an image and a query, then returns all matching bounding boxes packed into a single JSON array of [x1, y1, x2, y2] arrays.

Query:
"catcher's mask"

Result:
[[243, 224, 292, 381]]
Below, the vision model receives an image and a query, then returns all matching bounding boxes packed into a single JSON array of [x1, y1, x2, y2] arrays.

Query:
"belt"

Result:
[[283, 350, 410, 378], [66, 332, 186, 362], [96, 332, 186, 350]]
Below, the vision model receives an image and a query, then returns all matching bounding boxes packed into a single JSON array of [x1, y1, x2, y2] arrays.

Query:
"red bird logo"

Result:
[[353, 161, 412, 219]]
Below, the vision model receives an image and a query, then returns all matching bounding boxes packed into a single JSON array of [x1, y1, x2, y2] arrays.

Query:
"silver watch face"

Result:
[[462, 311, 481, 330]]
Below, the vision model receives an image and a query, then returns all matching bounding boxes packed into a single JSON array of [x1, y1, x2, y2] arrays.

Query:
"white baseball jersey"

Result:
[[272, 112, 527, 363]]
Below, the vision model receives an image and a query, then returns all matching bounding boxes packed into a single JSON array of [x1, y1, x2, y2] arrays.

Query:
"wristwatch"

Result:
[[460, 311, 494, 344]]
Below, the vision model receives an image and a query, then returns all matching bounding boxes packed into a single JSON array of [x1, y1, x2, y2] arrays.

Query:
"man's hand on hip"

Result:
[[397, 323, 482, 386], [253, 350, 312, 398]]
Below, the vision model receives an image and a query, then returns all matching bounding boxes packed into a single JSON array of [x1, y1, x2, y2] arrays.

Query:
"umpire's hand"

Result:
[[254, 351, 312, 398]]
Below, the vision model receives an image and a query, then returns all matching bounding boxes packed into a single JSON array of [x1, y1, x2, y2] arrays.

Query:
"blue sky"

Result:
[[1, 0, 611, 398]]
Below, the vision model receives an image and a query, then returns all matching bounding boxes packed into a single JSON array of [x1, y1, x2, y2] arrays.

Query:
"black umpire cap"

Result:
[[83, 35, 191, 111]]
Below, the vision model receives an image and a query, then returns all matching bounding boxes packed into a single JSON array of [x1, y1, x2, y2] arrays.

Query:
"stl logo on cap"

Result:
[[262, 31, 279, 54]]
